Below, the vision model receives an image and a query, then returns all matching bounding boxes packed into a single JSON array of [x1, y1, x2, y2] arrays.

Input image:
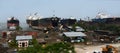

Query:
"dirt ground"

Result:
[[74, 43, 120, 53]]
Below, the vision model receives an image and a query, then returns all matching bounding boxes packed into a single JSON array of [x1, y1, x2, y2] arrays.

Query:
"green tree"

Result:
[[16, 26, 22, 31], [18, 42, 76, 53], [8, 39, 18, 48]]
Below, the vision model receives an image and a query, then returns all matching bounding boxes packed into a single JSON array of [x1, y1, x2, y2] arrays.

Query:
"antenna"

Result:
[[87, 16, 90, 21], [53, 10, 55, 17], [34, 12, 38, 15]]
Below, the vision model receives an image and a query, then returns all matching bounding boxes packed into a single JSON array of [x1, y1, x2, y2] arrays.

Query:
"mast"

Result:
[[53, 10, 55, 17]]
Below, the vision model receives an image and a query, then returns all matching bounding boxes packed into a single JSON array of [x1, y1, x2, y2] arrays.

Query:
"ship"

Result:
[[60, 17, 77, 26], [7, 17, 19, 30], [26, 14, 77, 30], [92, 12, 120, 23], [26, 14, 60, 30]]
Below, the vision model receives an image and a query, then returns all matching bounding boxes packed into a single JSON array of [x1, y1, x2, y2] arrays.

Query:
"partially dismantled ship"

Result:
[[26, 14, 60, 30], [7, 17, 19, 30], [26, 14, 77, 30], [92, 12, 120, 23]]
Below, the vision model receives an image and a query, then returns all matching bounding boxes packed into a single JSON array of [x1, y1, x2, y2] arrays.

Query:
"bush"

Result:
[[8, 39, 17, 48], [18, 42, 76, 53]]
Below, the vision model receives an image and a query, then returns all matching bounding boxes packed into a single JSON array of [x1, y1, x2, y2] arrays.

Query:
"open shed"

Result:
[[63, 32, 87, 43]]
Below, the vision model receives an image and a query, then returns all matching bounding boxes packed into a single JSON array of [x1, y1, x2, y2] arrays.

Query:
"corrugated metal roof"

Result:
[[16, 35, 32, 40], [63, 32, 86, 37], [116, 37, 120, 40]]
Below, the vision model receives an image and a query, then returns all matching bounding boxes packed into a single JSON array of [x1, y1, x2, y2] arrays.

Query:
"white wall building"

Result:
[[75, 26, 85, 32], [16, 35, 32, 47]]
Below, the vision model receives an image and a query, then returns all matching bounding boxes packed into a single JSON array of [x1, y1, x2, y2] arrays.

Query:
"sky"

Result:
[[0, 0, 120, 23]]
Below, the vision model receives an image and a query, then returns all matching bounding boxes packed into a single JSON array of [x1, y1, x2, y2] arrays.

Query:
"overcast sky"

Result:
[[0, 0, 120, 22]]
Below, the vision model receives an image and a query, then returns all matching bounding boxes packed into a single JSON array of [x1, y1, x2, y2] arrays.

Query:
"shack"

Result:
[[75, 26, 85, 32], [63, 32, 87, 43], [16, 35, 32, 47]]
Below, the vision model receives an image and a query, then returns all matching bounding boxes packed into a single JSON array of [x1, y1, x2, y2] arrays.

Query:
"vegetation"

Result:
[[18, 39, 75, 53], [8, 39, 18, 48], [16, 26, 22, 31], [0, 44, 8, 53]]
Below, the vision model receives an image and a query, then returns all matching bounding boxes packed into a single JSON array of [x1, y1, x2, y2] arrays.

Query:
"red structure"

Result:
[[2, 32, 7, 38], [25, 31, 38, 38]]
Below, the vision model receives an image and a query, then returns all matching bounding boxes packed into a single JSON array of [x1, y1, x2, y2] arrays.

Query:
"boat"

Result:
[[26, 14, 60, 30], [60, 17, 77, 26], [7, 17, 19, 30], [92, 12, 120, 23], [26, 14, 77, 30]]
